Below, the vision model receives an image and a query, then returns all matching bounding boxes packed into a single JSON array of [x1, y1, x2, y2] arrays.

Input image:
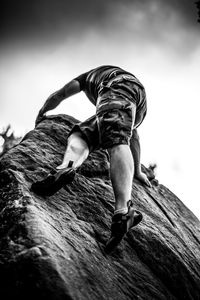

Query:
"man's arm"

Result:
[[35, 79, 81, 126], [130, 129, 152, 187]]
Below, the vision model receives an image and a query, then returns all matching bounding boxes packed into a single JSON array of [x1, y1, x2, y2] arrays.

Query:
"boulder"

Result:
[[0, 114, 199, 300]]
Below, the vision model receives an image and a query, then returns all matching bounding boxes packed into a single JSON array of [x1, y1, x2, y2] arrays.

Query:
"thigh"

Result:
[[97, 80, 147, 130], [97, 101, 136, 149]]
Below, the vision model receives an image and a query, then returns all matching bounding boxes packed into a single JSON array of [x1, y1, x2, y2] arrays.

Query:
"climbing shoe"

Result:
[[105, 200, 143, 253], [31, 160, 76, 196]]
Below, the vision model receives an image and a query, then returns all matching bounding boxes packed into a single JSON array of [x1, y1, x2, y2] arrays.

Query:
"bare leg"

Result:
[[108, 144, 134, 213], [56, 132, 89, 171], [31, 131, 89, 196]]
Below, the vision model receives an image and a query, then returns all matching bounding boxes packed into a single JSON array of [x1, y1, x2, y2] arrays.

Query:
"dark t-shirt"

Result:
[[74, 65, 143, 106]]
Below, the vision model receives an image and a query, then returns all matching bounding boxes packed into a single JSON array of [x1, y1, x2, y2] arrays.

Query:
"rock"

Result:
[[0, 114, 200, 300]]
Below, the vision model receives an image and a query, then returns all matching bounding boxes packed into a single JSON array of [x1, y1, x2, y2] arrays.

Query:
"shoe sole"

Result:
[[105, 210, 143, 254], [31, 168, 75, 196]]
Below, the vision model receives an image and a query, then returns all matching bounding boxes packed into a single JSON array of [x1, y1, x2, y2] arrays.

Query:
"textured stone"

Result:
[[0, 114, 199, 300]]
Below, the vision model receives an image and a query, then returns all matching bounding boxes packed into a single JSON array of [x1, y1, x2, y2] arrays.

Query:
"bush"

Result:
[[0, 125, 21, 157]]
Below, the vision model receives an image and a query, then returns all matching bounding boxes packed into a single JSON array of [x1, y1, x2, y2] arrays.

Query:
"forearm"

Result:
[[130, 129, 152, 187], [40, 80, 80, 114], [39, 90, 64, 114], [130, 129, 141, 175]]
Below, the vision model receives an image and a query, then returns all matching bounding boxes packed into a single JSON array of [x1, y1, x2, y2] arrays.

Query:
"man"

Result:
[[32, 65, 151, 252]]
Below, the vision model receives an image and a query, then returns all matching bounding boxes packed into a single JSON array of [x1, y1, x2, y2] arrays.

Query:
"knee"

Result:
[[68, 132, 89, 154], [68, 131, 83, 144], [108, 144, 129, 156]]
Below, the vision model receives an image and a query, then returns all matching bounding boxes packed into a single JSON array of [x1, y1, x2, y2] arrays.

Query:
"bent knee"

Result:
[[68, 132, 89, 150]]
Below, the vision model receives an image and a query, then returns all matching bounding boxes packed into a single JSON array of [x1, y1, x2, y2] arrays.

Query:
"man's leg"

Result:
[[105, 143, 142, 253], [31, 131, 90, 196], [108, 144, 134, 214], [57, 131, 89, 172], [32, 128, 91, 196]]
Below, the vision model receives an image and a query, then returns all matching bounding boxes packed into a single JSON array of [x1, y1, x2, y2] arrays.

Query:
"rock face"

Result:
[[0, 114, 200, 300]]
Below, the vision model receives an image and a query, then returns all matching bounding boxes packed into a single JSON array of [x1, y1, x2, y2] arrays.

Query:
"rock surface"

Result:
[[0, 114, 200, 300]]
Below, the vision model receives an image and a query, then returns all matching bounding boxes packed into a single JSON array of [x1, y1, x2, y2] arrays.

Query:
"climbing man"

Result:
[[32, 65, 152, 252]]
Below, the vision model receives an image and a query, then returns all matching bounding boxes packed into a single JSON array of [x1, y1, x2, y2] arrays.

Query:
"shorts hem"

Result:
[[101, 138, 129, 149]]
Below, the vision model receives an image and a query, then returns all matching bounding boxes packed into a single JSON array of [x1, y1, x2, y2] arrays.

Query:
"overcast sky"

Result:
[[1, 0, 200, 219]]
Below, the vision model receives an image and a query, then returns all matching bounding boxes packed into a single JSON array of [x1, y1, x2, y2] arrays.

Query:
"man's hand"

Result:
[[134, 171, 152, 188], [35, 109, 46, 127]]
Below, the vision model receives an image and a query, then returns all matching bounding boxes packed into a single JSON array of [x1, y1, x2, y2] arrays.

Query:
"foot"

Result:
[[105, 200, 143, 253], [31, 161, 76, 196]]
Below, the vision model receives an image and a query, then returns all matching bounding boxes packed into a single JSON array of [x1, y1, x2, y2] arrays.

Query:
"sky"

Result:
[[0, 0, 200, 219]]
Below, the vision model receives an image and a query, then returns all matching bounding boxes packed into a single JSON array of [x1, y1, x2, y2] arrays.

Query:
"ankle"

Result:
[[114, 207, 128, 215]]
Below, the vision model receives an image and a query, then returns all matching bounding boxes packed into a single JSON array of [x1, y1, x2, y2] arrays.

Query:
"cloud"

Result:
[[0, 0, 199, 63], [1, 0, 198, 43]]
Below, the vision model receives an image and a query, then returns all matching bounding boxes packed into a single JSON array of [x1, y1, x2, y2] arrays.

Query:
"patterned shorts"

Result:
[[69, 80, 147, 152]]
